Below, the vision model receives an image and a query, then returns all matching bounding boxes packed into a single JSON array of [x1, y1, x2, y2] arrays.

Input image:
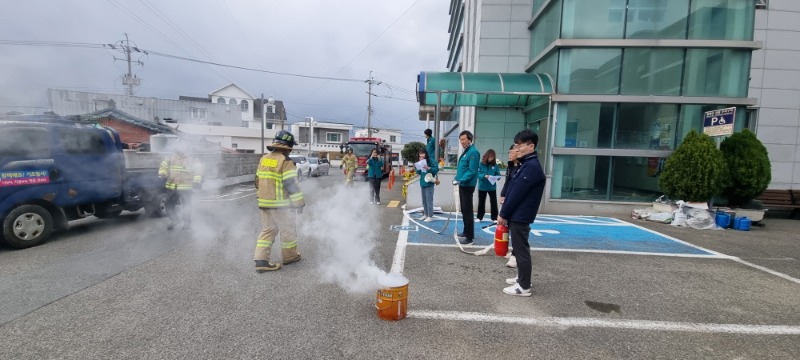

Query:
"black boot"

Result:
[[254, 260, 281, 272]]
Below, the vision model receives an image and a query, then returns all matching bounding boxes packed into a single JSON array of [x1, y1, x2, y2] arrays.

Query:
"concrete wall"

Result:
[[750, 0, 800, 190]]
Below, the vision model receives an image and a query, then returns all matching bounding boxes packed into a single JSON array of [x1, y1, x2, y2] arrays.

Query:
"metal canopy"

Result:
[[416, 71, 553, 107]]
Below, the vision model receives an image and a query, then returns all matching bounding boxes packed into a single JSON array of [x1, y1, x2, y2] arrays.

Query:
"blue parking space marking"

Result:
[[405, 214, 714, 256]]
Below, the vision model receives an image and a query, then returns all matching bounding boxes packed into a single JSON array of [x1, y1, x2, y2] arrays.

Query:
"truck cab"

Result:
[[0, 119, 167, 249]]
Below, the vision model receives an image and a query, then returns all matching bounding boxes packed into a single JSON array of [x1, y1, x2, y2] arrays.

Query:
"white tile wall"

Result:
[[762, 70, 800, 90], [758, 108, 800, 127], [757, 126, 800, 145], [763, 50, 800, 70], [763, 144, 797, 162], [758, 89, 800, 109]]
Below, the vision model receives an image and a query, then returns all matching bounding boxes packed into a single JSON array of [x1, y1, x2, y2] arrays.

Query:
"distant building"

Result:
[[47, 83, 288, 153], [290, 119, 353, 159]]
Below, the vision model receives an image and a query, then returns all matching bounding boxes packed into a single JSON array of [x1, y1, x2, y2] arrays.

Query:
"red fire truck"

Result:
[[341, 137, 392, 180]]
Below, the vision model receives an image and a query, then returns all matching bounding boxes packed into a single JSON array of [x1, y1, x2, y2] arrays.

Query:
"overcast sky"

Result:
[[0, 0, 451, 142]]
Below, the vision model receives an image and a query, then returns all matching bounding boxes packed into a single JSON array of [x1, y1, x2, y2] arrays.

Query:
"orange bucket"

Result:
[[376, 273, 409, 321]]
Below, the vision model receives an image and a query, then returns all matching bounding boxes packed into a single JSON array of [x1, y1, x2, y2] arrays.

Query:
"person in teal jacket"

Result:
[[477, 149, 501, 221], [412, 149, 438, 222], [424, 128, 436, 164], [454, 130, 480, 244], [366, 148, 384, 205]]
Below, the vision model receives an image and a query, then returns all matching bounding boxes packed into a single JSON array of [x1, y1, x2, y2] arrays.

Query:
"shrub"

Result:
[[719, 129, 771, 207], [658, 130, 727, 202], [401, 141, 427, 164]]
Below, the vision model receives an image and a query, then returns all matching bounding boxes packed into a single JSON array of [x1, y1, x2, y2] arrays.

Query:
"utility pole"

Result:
[[366, 71, 381, 138], [113, 33, 143, 95]]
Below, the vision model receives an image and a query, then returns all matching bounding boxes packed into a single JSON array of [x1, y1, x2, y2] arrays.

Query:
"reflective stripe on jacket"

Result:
[[255, 152, 305, 209], [159, 154, 202, 190]]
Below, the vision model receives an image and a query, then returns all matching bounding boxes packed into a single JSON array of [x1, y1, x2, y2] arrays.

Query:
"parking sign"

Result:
[[703, 107, 736, 137]]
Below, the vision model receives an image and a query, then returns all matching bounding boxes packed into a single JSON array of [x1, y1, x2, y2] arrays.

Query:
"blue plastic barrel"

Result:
[[715, 212, 731, 229], [734, 216, 751, 231]]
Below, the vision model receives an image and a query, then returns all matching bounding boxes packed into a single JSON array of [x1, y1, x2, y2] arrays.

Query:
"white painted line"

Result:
[[407, 310, 800, 335], [197, 191, 256, 202], [731, 257, 800, 286], [390, 215, 409, 275], [405, 242, 733, 259]]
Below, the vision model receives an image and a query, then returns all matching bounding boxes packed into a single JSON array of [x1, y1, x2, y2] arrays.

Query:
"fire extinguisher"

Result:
[[494, 223, 509, 256]]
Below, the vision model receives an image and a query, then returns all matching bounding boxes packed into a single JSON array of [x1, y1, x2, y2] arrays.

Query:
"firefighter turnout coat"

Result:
[[255, 152, 305, 209], [159, 153, 202, 190]]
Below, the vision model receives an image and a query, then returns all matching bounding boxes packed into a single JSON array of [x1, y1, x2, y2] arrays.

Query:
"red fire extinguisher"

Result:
[[494, 223, 509, 256]]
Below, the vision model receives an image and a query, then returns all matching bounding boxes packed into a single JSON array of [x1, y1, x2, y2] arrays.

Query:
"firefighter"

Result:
[[158, 144, 202, 231], [254, 130, 305, 272], [341, 148, 357, 187]]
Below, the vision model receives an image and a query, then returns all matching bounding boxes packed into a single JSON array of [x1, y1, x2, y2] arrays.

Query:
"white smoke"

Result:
[[298, 182, 386, 295]]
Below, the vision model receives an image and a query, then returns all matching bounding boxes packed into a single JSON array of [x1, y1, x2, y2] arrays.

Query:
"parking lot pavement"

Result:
[[392, 210, 800, 337]]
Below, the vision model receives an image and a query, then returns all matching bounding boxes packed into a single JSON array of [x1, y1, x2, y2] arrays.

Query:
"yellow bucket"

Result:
[[376, 273, 409, 321]]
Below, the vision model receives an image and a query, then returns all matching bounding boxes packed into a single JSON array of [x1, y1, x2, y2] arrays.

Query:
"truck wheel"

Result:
[[2, 205, 54, 249], [146, 192, 168, 218]]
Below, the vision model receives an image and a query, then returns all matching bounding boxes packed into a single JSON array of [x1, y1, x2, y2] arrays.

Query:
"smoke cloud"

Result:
[[298, 182, 386, 295]]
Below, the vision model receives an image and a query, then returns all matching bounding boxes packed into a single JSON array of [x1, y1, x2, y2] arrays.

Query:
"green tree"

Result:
[[401, 142, 427, 164], [720, 129, 771, 207], [658, 130, 727, 202]]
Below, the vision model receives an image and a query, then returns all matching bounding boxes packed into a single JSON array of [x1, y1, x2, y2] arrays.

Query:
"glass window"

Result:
[[554, 103, 616, 148], [552, 155, 663, 201], [616, 103, 678, 150], [561, 0, 626, 39], [530, 0, 562, 58], [266, 122, 274, 130], [0, 128, 51, 157], [683, 49, 750, 97], [389, 135, 397, 142], [241, 100, 249, 112], [229, 99, 237, 105], [532, 52, 558, 79], [216, 97, 225, 104], [626, 0, 689, 39], [61, 130, 106, 155], [326, 133, 341, 143], [621, 48, 683, 95], [688, 0, 754, 40], [558, 49, 622, 94]]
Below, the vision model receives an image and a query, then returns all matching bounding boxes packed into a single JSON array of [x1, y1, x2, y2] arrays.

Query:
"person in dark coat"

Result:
[[497, 130, 546, 297]]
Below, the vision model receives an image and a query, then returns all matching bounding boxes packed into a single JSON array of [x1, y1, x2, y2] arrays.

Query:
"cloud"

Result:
[[0, 0, 451, 137]]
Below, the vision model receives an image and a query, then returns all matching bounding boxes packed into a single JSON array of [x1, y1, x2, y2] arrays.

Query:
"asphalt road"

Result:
[[1, 169, 799, 359]]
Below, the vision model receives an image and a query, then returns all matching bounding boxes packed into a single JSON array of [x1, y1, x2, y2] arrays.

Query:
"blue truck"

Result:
[[0, 119, 169, 249]]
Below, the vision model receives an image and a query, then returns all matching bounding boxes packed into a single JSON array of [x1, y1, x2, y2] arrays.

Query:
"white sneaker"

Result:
[[506, 255, 517, 268], [376, 202, 381, 205], [370, 201, 374, 205], [418, 215, 428, 221], [505, 277, 517, 285], [423, 217, 434, 222], [503, 283, 531, 297]]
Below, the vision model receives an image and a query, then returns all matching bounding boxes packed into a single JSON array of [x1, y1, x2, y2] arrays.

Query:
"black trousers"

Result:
[[509, 221, 531, 290], [477, 190, 498, 221], [458, 186, 475, 239], [369, 177, 382, 203], [166, 189, 193, 224]]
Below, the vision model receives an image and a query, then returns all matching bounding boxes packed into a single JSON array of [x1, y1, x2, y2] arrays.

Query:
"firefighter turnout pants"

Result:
[[255, 208, 299, 263]]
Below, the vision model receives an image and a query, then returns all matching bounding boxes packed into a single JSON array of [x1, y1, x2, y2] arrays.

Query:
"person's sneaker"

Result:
[[423, 217, 434, 222], [458, 237, 473, 245], [376, 202, 380, 205], [457, 232, 466, 238], [505, 277, 518, 285], [369, 201, 374, 205], [506, 255, 517, 268], [282, 254, 301, 265], [254, 260, 281, 272], [167, 222, 176, 231], [503, 283, 531, 297]]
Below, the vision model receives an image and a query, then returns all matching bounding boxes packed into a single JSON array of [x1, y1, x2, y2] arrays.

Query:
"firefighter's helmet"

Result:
[[268, 130, 296, 151]]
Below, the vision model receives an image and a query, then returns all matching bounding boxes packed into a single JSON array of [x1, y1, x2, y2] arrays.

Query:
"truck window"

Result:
[[61, 129, 107, 155], [0, 127, 51, 158]]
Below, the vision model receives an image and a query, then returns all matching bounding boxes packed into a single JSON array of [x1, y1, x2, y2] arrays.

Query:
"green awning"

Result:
[[416, 72, 553, 107]]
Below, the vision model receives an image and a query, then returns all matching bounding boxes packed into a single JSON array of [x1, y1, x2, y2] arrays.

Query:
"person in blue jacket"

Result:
[[454, 130, 480, 244], [412, 149, 438, 222], [477, 149, 500, 222], [366, 148, 384, 205], [498, 129, 546, 297]]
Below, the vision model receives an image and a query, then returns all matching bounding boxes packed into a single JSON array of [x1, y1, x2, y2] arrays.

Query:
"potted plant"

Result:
[[719, 129, 771, 221], [658, 130, 727, 208]]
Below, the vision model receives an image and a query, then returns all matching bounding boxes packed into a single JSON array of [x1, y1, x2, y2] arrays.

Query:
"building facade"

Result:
[[354, 128, 403, 147], [445, 0, 771, 212], [290, 119, 353, 159]]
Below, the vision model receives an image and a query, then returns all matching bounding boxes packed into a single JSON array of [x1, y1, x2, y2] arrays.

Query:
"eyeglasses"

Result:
[[513, 143, 533, 149]]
